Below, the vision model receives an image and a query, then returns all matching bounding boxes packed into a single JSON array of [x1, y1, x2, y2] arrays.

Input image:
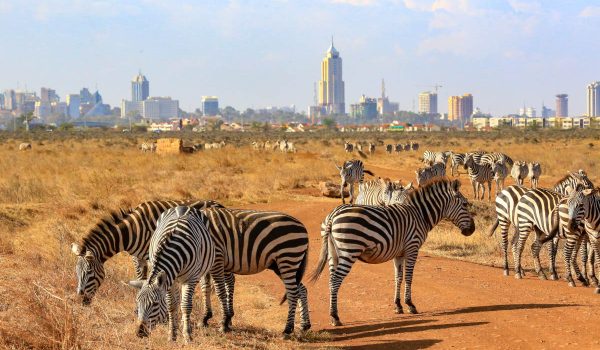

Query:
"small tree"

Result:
[[323, 117, 337, 130]]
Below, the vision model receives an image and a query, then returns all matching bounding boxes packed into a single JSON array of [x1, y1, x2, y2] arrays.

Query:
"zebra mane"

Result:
[[81, 207, 136, 252], [553, 173, 577, 188], [406, 178, 454, 201]]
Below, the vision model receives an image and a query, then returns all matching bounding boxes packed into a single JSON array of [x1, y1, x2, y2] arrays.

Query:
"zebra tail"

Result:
[[279, 249, 309, 305], [487, 218, 499, 237], [308, 220, 335, 284], [364, 169, 375, 176], [541, 209, 560, 244]]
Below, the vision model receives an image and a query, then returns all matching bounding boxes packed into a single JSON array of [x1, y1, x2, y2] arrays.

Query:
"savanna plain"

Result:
[[1, 130, 600, 350]]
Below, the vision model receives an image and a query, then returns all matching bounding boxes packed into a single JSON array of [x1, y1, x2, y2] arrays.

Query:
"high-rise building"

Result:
[[318, 38, 345, 115], [3, 90, 15, 110], [40, 87, 58, 102], [541, 104, 555, 118], [80, 88, 93, 104], [66, 94, 81, 119], [350, 94, 378, 120], [555, 94, 568, 117], [448, 94, 473, 122], [201, 96, 219, 116], [448, 96, 461, 121], [142, 97, 179, 120], [418, 91, 438, 114], [131, 72, 149, 102], [519, 106, 536, 118], [587, 81, 600, 117], [34, 101, 51, 119]]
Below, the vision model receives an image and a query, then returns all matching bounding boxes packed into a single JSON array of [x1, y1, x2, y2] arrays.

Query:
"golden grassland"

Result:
[[0, 133, 599, 349]]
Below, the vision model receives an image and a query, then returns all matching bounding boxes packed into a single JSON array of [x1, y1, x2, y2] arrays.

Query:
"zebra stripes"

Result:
[[128, 206, 215, 342], [200, 207, 311, 336], [344, 142, 353, 153], [464, 154, 494, 201], [553, 170, 593, 195], [386, 144, 393, 154], [491, 161, 509, 195], [356, 178, 413, 206], [140, 142, 157, 153], [570, 188, 600, 292], [480, 152, 514, 168], [528, 162, 542, 189], [309, 179, 475, 326], [511, 161, 529, 186], [449, 152, 465, 176], [422, 150, 450, 165], [71, 199, 223, 305], [336, 159, 374, 204], [415, 162, 446, 186]]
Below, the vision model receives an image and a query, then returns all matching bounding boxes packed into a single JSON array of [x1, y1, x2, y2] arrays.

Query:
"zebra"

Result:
[[410, 142, 419, 151], [527, 162, 542, 189], [198, 207, 311, 336], [415, 162, 446, 187], [355, 143, 363, 152], [19, 142, 32, 151], [286, 141, 296, 153], [140, 142, 156, 153], [308, 179, 475, 326], [368, 142, 376, 155], [511, 161, 529, 186], [127, 206, 215, 342], [356, 178, 413, 206], [449, 152, 466, 177], [386, 144, 393, 154], [344, 142, 354, 153], [71, 199, 224, 306], [251, 141, 263, 151], [463, 153, 494, 201], [488, 172, 596, 277], [480, 152, 514, 168], [335, 159, 374, 204], [403, 143, 411, 151], [422, 150, 450, 166], [491, 160, 509, 195], [395, 144, 403, 153]]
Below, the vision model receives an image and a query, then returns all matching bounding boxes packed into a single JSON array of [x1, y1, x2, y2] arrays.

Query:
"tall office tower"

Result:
[[460, 94, 473, 121], [318, 38, 345, 115], [3, 89, 15, 110], [131, 72, 149, 102], [555, 94, 568, 117], [66, 94, 81, 118], [418, 91, 438, 114], [201, 96, 219, 116], [587, 82, 600, 117], [448, 96, 461, 121]]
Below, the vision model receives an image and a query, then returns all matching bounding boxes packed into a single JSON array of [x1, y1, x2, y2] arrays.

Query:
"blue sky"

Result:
[[0, 0, 599, 115]]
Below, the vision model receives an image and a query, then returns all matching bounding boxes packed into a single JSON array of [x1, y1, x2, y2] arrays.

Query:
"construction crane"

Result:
[[416, 84, 443, 94]]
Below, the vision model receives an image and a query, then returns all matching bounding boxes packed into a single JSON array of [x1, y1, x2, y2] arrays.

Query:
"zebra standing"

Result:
[[368, 142, 376, 155], [336, 159, 374, 204], [71, 200, 223, 306], [480, 152, 514, 168], [309, 179, 475, 326], [403, 143, 411, 151], [449, 152, 466, 177], [511, 161, 529, 186], [415, 162, 446, 187], [553, 170, 594, 195], [355, 143, 363, 152], [19, 142, 32, 151], [128, 206, 215, 342], [422, 150, 450, 166], [344, 142, 354, 153], [395, 144, 403, 153], [386, 144, 393, 154], [528, 162, 542, 189], [491, 160, 509, 195], [410, 142, 419, 151], [140, 142, 157, 153], [356, 178, 413, 206], [463, 154, 494, 201], [199, 208, 311, 336]]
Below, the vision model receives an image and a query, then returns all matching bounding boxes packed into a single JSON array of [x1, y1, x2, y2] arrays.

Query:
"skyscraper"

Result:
[[587, 82, 600, 117], [318, 38, 345, 115], [448, 96, 461, 121], [201, 96, 219, 116], [448, 94, 473, 122], [555, 94, 568, 117], [3, 90, 15, 110], [418, 91, 438, 114], [131, 72, 149, 102], [66, 94, 81, 119]]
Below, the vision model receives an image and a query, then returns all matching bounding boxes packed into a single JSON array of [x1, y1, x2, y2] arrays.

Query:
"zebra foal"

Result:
[[463, 153, 493, 201], [128, 206, 215, 342], [336, 159, 374, 204]]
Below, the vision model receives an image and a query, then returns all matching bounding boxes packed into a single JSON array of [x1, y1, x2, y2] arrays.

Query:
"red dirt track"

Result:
[[241, 200, 600, 350]]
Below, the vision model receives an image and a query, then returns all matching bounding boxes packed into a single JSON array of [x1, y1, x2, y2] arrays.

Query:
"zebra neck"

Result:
[[82, 214, 145, 261], [148, 264, 176, 289], [407, 191, 445, 230]]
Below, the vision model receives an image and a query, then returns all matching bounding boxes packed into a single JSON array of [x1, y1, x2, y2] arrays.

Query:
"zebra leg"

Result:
[[513, 223, 531, 279], [589, 237, 600, 293], [530, 231, 547, 280], [487, 180, 492, 202], [471, 180, 477, 200], [209, 266, 232, 332], [200, 274, 213, 327], [224, 273, 235, 326], [180, 281, 198, 343], [548, 238, 559, 280], [298, 283, 311, 331], [276, 265, 300, 337], [588, 240, 599, 287], [349, 183, 355, 204], [393, 256, 405, 314], [499, 220, 511, 276], [329, 256, 356, 326], [403, 250, 420, 314], [573, 236, 589, 286], [563, 238, 577, 287], [165, 289, 179, 341]]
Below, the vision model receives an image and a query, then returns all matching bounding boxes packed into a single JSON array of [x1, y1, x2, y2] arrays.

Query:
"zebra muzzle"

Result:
[[137, 322, 150, 338]]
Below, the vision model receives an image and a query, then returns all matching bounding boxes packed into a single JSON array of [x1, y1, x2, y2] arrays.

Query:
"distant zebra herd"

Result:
[[251, 139, 296, 153]]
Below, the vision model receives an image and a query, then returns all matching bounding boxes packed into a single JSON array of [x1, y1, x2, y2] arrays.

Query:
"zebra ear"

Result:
[[71, 243, 83, 256], [582, 189, 594, 196], [127, 280, 145, 289], [156, 271, 167, 287], [451, 179, 461, 191], [405, 182, 413, 190]]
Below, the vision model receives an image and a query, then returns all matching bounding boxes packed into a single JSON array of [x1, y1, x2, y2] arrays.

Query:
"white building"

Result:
[[418, 91, 437, 114], [121, 97, 178, 120], [518, 106, 536, 118], [587, 81, 600, 117]]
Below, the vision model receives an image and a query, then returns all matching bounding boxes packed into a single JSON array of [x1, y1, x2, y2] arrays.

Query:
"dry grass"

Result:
[[1, 133, 598, 349]]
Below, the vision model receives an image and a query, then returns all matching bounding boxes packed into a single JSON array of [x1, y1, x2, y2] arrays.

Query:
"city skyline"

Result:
[[0, 1, 599, 115]]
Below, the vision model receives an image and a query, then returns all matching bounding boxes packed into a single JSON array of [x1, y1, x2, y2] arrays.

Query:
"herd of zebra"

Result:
[[343, 140, 420, 155], [251, 139, 296, 153], [139, 141, 227, 153]]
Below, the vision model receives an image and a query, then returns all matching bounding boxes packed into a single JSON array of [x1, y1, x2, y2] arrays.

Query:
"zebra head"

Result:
[[580, 188, 600, 236], [384, 181, 413, 205], [72, 243, 105, 306], [565, 184, 586, 231], [128, 271, 169, 338], [443, 180, 476, 236]]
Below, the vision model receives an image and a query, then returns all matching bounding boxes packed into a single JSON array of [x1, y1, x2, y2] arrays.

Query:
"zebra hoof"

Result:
[[568, 281, 576, 287], [503, 270, 509, 277], [301, 323, 311, 332], [514, 272, 522, 280], [594, 288, 600, 294], [550, 274, 559, 281], [538, 272, 547, 280], [395, 307, 404, 314], [577, 275, 590, 287], [330, 316, 342, 327], [201, 311, 213, 327], [408, 307, 418, 314], [282, 332, 292, 340]]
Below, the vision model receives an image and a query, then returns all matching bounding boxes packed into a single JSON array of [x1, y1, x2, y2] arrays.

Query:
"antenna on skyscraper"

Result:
[[381, 79, 386, 99]]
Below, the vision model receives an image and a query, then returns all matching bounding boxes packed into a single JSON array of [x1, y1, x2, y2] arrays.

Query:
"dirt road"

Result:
[[240, 199, 600, 350]]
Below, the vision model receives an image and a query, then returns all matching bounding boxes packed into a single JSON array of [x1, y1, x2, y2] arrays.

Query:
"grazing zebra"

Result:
[[140, 142, 156, 153], [410, 142, 419, 151], [403, 143, 411, 151], [356, 178, 413, 206], [480, 153, 514, 168], [511, 161, 529, 186], [527, 162, 542, 189], [368, 142, 376, 155], [19, 142, 32, 151], [449, 152, 466, 177], [386, 144, 393, 154], [71, 200, 224, 305], [395, 144, 403, 153], [128, 206, 215, 342], [286, 141, 296, 153], [463, 154, 494, 201], [422, 150, 450, 166], [491, 161, 509, 195], [309, 179, 475, 326], [488, 172, 595, 277], [415, 162, 446, 187], [356, 143, 363, 152], [344, 142, 354, 153], [336, 159, 374, 204], [199, 208, 311, 336], [251, 141, 263, 151]]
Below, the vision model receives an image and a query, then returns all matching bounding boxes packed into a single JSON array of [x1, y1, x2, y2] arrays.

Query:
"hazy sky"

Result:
[[1, 0, 599, 115]]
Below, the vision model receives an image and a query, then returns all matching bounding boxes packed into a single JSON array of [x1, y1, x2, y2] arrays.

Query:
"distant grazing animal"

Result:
[[491, 161, 509, 195], [410, 142, 419, 151], [181, 145, 195, 153], [309, 179, 474, 326], [19, 143, 32, 151], [404, 143, 411, 152], [415, 162, 446, 187], [336, 159, 374, 204], [449, 152, 466, 177], [511, 161, 529, 186], [368, 142, 376, 155], [344, 142, 354, 153], [528, 162, 542, 189], [128, 206, 215, 342], [355, 143, 363, 152], [140, 142, 156, 153], [251, 141, 263, 151], [386, 144, 393, 154], [356, 178, 413, 206], [286, 141, 296, 153], [463, 153, 494, 201], [395, 144, 403, 153], [264, 140, 272, 150]]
